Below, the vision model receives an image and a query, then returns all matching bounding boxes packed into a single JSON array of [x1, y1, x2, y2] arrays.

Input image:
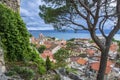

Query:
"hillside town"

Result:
[[30, 33, 66, 62], [30, 33, 120, 80], [0, 0, 120, 80]]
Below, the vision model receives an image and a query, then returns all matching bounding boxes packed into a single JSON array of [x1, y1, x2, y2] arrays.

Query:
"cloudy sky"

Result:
[[20, 0, 116, 30], [20, 0, 54, 30]]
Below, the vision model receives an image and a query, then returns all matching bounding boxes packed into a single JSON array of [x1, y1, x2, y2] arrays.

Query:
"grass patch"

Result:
[[66, 67, 78, 74]]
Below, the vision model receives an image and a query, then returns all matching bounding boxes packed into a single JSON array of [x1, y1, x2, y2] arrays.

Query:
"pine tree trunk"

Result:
[[97, 43, 110, 80]]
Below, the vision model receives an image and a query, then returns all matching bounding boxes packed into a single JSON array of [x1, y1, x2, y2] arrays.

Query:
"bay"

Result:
[[29, 30, 120, 40]]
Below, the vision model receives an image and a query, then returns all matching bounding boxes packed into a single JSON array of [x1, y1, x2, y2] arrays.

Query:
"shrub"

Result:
[[38, 66, 46, 75], [5, 71, 17, 76], [11, 66, 35, 80], [53, 74, 61, 80], [38, 45, 46, 53], [68, 38, 75, 41], [29, 47, 40, 61], [0, 4, 31, 61], [0, 4, 47, 78], [54, 48, 69, 62]]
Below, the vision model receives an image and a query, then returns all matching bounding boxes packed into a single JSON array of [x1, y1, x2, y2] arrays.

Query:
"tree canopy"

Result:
[[54, 48, 69, 62], [38, 45, 46, 53]]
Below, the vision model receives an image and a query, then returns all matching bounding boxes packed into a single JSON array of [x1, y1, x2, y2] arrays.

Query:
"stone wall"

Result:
[[0, 0, 20, 12]]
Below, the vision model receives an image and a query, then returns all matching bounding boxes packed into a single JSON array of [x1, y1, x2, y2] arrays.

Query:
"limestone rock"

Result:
[[0, 74, 8, 80], [0, 47, 6, 74], [0, 0, 20, 12]]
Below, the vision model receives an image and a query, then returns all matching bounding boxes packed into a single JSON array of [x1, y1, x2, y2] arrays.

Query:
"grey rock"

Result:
[[68, 73, 82, 80], [0, 74, 8, 80], [59, 68, 67, 76], [0, 0, 20, 12]]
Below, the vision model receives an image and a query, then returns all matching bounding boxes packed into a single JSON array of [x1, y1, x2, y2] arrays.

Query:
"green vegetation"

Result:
[[6, 66, 35, 80], [30, 48, 47, 75], [66, 67, 78, 74], [117, 59, 120, 63], [53, 48, 70, 68], [112, 38, 119, 42], [38, 66, 46, 75], [30, 43, 36, 47], [53, 74, 61, 80], [54, 48, 70, 62], [117, 41, 120, 52], [51, 37, 56, 40], [0, 4, 49, 79], [39, 1, 120, 79], [38, 45, 46, 53], [0, 4, 31, 61], [46, 56, 51, 71], [38, 74, 61, 80], [66, 42, 75, 49], [29, 33, 33, 37], [112, 38, 120, 52], [67, 38, 75, 41], [79, 54, 87, 58], [89, 40, 94, 43]]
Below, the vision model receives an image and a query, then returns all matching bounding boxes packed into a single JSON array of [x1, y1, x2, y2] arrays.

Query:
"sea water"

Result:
[[29, 30, 120, 40]]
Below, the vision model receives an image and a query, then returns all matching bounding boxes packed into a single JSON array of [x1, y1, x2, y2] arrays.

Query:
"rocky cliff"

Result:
[[0, 44, 7, 80], [0, 0, 20, 12], [0, 47, 5, 74]]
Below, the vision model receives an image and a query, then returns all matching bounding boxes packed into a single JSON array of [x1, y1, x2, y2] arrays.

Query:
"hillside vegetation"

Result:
[[0, 4, 52, 79]]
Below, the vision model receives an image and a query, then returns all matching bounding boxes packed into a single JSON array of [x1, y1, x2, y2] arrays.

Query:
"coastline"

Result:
[[29, 30, 120, 41]]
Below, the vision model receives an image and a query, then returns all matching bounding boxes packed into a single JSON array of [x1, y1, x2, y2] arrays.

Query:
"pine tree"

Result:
[[46, 56, 51, 71]]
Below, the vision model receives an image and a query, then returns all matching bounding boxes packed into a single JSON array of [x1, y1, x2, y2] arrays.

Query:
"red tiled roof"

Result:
[[45, 44, 51, 48], [41, 50, 53, 59], [77, 58, 87, 65], [44, 41, 58, 50], [110, 44, 118, 52], [70, 56, 79, 62], [44, 41, 51, 44], [90, 61, 113, 74], [86, 49, 95, 56], [107, 60, 113, 66]]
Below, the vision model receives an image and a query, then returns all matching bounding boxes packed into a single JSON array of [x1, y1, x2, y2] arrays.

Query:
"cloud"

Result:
[[20, 8, 30, 16], [21, 0, 117, 31], [27, 25, 54, 30], [28, 2, 36, 8], [103, 20, 115, 30], [20, 0, 53, 30]]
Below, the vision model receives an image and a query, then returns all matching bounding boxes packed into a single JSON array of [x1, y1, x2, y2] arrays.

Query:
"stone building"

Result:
[[0, 0, 20, 12]]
